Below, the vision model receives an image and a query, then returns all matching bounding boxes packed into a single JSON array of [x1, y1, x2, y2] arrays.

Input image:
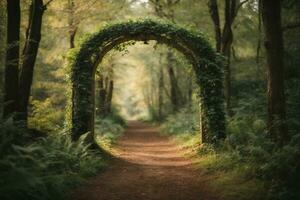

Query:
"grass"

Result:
[[159, 108, 271, 200], [164, 132, 268, 200]]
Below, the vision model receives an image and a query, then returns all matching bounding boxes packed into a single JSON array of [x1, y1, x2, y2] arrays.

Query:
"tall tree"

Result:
[[150, 0, 184, 111], [98, 74, 107, 117], [208, 0, 221, 52], [207, 0, 249, 116], [3, 0, 20, 119], [157, 54, 164, 120], [261, 0, 288, 145], [167, 51, 183, 111], [17, 0, 48, 123], [97, 61, 114, 118], [0, 2, 4, 115], [105, 80, 114, 114], [256, 0, 262, 68], [67, 0, 77, 48]]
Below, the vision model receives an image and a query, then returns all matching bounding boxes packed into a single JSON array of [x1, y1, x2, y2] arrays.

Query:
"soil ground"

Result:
[[72, 121, 219, 200]]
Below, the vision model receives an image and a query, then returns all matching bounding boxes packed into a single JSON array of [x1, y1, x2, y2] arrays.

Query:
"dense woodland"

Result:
[[0, 0, 300, 200]]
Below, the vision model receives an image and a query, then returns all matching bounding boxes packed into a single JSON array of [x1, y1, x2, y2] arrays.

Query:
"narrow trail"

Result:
[[72, 121, 219, 200]]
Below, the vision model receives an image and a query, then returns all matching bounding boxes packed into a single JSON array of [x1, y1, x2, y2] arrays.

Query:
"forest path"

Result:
[[72, 121, 219, 200]]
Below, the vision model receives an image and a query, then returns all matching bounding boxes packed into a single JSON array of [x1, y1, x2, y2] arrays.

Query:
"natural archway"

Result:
[[67, 20, 225, 144]]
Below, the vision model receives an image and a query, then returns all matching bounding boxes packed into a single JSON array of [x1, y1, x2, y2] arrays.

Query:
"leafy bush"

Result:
[[161, 106, 199, 135], [0, 120, 105, 200], [261, 134, 300, 200], [94, 114, 125, 150], [161, 106, 300, 200], [28, 98, 65, 133]]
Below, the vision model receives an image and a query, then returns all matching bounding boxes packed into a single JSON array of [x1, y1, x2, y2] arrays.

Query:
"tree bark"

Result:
[[256, 0, 262, 69], [187, 72, 193, 107], [261, 0, 288, 145], [151, 0, 183, 112], [208, 0, 240, 117], [158, 65, 164, 120], [98, 75, 107, 117], [105, 80, 113, 114], [17, 0, 45, 123], [207, 0, 222, 52], [68, 0, 77, 49], [167, 51, 182, 111], [3, 0, 20, 119], [221, 0, 236, 117]]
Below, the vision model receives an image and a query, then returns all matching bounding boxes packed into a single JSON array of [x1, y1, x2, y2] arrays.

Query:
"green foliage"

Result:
[[161, 106, 300, 200], [161, 106, 199, 135], [29, 98, 65, 133], [94, 111, 125, 150], [0, 120, 105, 200], [106, 108, 127, 127], [286, 79, 300, 133], [67, 19, 225, 143], [142, 105, 160, 123], [261, 134, 300, 200]]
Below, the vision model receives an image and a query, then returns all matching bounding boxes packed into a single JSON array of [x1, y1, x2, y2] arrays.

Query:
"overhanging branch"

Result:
[[282, 21, 300, 32]]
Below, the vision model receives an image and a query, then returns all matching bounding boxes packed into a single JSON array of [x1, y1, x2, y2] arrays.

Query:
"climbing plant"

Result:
[[67, 19, 225, 144]]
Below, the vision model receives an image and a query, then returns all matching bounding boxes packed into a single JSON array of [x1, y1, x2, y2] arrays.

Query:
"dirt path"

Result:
[[72, 121, 219, 200]]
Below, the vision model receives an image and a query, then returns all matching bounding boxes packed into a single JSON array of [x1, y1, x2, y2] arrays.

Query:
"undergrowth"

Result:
[[160, 106, 300, 200], [95, 114, 126, 150], [0, 119, 105, 200]]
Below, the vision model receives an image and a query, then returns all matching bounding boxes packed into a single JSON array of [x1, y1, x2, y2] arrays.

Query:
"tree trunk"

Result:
[[151, 0, 183, 112], [70, 29, 77, 49], [187, 73, 193, 107], [207, 0, 222, 52], [105, 80, 113, 114], [221, 0, 236, 117], [68, 0, 77, 49], [167, 51, 182, 111], [158, 65, 164, 120], [17, 0, 45, 124], [261, 0, 288, 145], [256, 0, 262, 74], [208, 0, 239, 117], [0, 1, 5, 115], [98, 75, 107, 117], [3, 0, 20, 119]]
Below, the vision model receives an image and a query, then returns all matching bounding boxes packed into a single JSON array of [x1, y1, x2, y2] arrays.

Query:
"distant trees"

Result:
[[158, 54, 164, 120], [97, 74, 114, 118], [150, 0, 186, 112], [261, 0, 288, 145]]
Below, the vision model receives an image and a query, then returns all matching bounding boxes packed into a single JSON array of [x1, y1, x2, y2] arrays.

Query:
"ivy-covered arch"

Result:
[[68, 20, 225, 144]]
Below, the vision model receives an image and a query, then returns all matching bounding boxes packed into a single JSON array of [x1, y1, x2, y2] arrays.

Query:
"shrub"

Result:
[[161, 106, 300, 200], [0, 120, 105, 200], [161, 106, 199, 135], [94, 114, 125, 149], [28, 98, 65, 133]]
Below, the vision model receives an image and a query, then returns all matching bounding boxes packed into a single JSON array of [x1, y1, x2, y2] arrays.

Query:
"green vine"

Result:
[[67, 19, 225, 143]]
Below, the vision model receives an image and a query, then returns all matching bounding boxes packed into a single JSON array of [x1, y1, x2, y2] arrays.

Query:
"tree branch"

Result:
[[44, 0, 55, 8], [235, 0, 250, 18], [282, 21, 300, 32]]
